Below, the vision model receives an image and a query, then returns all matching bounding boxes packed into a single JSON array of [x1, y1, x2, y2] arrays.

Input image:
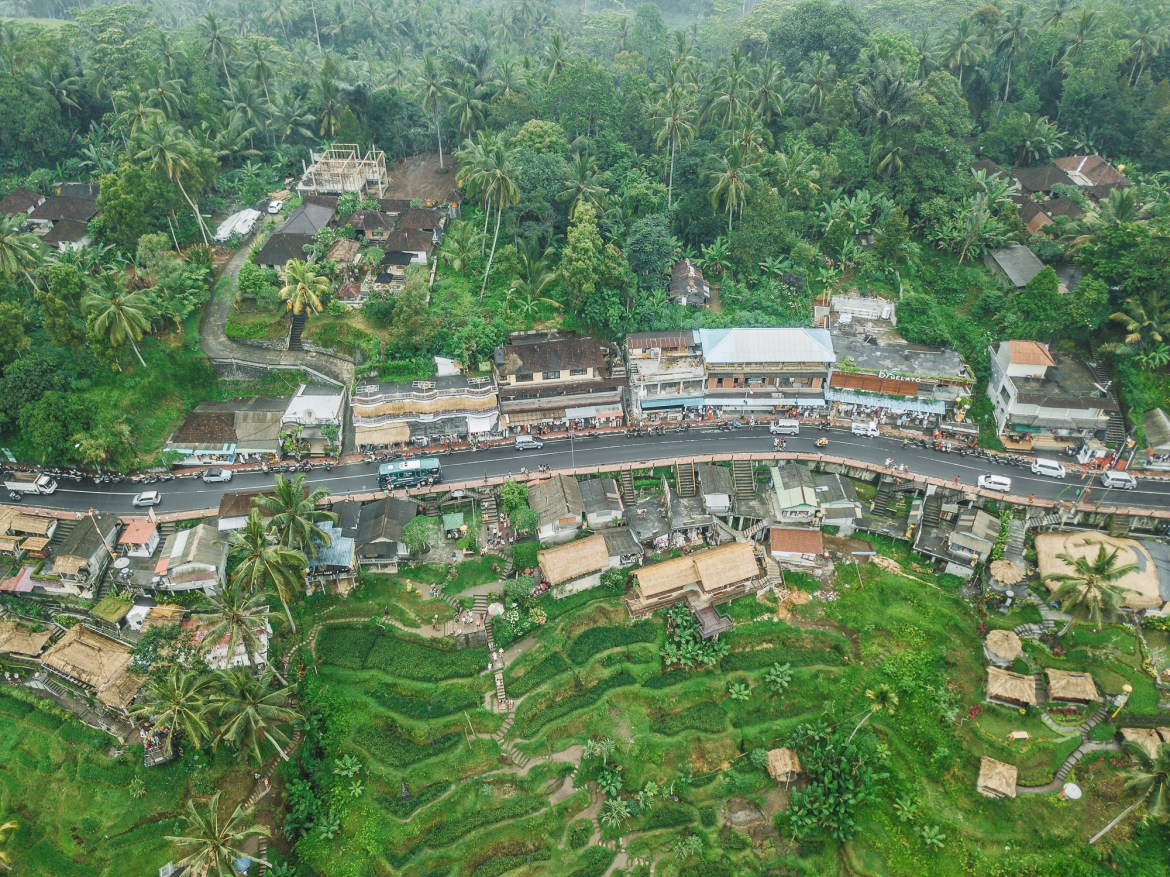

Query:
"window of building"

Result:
[[542, 370, 561, 380], [516, 373, 533, 382], [569, 368, 588, 376]]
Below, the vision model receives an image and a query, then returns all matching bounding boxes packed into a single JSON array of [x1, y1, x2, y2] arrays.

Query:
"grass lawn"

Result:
[[0, 690, 259, 877], [224, 299, 289, 341]]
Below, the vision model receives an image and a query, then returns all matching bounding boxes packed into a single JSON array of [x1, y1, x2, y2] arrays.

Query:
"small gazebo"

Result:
[[766, 747, 803, 786], [1044, 668, 1100, 704], [984, 629, 1023, 668], [977, 756, 1018, 798]]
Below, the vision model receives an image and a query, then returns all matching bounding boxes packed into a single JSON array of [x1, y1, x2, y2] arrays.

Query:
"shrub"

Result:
[[422, 797, 544, 849], [566, 621, 658, 664], [506, 652, 571, 697], [570, 846, 616, 877], [649, 702, 728, 737], [642, 670, 691, 690], [639, 802, 696, 830], [721, 642, 845, 672], [699, 806, 717, 827], [316, 627, 376, 669], [568, 819, 593, 849]]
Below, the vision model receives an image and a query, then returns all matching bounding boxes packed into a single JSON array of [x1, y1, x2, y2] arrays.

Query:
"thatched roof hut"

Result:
[[537, 533, 610, 586], [1036, 532, 1158, 610], [984, 629, 1023, 667], [766, 747, 803, 784], [1120, 728, 1166, 758], [0, 621, 53, 657], [986, 666, 1037, 707], [1044, 668, 1100, 703], [40, 624, 143, 710], [977, 756, 1018, 798]]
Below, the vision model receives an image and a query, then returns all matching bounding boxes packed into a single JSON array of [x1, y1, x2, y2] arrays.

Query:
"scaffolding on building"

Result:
[[297, 144, 389, 198]]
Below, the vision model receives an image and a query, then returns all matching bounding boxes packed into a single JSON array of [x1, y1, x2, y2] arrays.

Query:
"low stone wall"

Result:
[[234, 335, 289, 352]]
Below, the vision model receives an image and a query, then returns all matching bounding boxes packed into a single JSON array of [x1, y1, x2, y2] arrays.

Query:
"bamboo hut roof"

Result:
[[986, 666, 1037, 706], [1120, 728, 1164, 759], [985, 629, 1023, 664], [633, 542, 759, 599], [40, 625, 140, 709], [0, 621, 53, 657], [537, 534, 610, 586], [1035, 532, 1158, 610], [977, 756, 1018, 798], [766, 747, 803, 782], [1044, 668, 1100, 703]]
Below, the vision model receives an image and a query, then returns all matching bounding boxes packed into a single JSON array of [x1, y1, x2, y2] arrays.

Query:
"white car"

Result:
[[977, 474, 1012, 492], [202, 468, 234, 484], [267, 200, 283, 214], [132, 491, 162, 507]]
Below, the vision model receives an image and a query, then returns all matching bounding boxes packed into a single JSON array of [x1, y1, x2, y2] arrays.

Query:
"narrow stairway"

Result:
[[731, 460, 755, 496], [619, 469, 635, 505], [675, 462, 697, 498], [288, 313, 306, 351]]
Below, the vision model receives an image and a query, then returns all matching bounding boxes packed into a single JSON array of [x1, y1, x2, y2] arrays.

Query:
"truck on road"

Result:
[[3, 473, 58, 495]]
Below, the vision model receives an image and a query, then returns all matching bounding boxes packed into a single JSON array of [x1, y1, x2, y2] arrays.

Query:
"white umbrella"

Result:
[[1061, 782, 1082, 800], [487, 602, 505, 617]]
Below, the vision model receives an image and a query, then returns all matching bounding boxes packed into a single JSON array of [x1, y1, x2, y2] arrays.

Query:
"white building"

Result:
[[987, 341, 1117, 441]]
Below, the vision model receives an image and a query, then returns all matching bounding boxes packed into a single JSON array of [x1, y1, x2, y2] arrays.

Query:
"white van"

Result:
[[850, 421, 880, 437], [514, 435, 544, 451], [1030, 458, 1067, 479], [769, 419, 800, 435], [977, 474, 1012, 492], [1099, 471, 1138, 490]]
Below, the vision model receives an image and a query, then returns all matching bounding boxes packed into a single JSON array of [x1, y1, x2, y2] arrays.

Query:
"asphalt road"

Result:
[[21, 427, 1170, 517]]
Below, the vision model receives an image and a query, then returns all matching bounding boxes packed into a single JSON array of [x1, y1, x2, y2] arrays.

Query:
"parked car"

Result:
[[267, 200, 283, 214], [977, 474, 1012, 492], [132, 491, 162, 507], [202, 468, 233, 483]]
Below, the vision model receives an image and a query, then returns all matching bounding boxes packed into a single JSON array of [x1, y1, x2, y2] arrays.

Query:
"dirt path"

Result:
[[200, 238, 355, 386]]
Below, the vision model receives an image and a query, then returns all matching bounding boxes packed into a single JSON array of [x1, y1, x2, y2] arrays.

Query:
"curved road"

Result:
[[22, 427, 1170, 518]]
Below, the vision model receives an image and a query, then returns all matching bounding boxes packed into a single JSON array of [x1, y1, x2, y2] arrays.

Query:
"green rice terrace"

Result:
[[4, 538, 1170, 875], [263, 541, 1167, 877]]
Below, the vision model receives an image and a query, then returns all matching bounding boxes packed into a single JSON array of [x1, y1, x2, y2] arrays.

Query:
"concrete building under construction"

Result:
[[297, 144, 389, 199]]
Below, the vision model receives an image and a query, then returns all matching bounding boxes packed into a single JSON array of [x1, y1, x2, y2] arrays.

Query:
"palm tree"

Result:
[[228, 510, 307, 632], [194, 582, 274, 678], [1111, 293, 1170, 350], [83, 274, 155, 368], [751, 59, 789, 127], [130, 667, 214, 756], [0, 214, 43, 288], [0, 818, 16, 872], [416, 57, 450, 169], [133, 116, 212, 245], [848, 683, 899, 742], [1090, 742, 1170, 843], [465, 141, 519, 298], [557, 152, 609, 214], [653, 90, 697, 209], [797, 52, 836, 115], [1125, 9, 1167, 87], [167, 792, 271, 875], [942, 18, 984, 88], [1044, 543, 1139, 633], [201, 12, 236, 90], [278, 259, 329, 317], [253, 473, 335, 556], [246, 37, 275, 103], [996, 4, 1034, 102], [708, 144, 759, 233], [448, 75, 487, 138], [439, 220, 482, 277], [211, 669, 300, 764], [1016, 113, 1065, 166]]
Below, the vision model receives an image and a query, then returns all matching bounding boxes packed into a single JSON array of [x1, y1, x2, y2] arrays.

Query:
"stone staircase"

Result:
[[1076, 702, 1111, 736], [870, 478, 899, 518], [731, 460, 755, 496], [1033, 673, 1047, 706], [482, 491, 500, 531], [920, 492, 942, 529], [1088, 338, 1126, 446], [741, 518, 770, 542], [619, 469, 635, 505], [1003, 520, 1027, 557], [422, 494, 441, 517], [288, 313, 306, 351], [1025, 512, 1062, 529], [472, 594, 489, 614], [1108, 514, 1131, 537], [1013, 620, 1056, 639], [675, 462, 697, 498]]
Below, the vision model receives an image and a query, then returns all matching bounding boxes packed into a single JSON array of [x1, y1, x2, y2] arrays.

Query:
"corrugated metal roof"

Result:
[[698, 328, 835, 364]]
